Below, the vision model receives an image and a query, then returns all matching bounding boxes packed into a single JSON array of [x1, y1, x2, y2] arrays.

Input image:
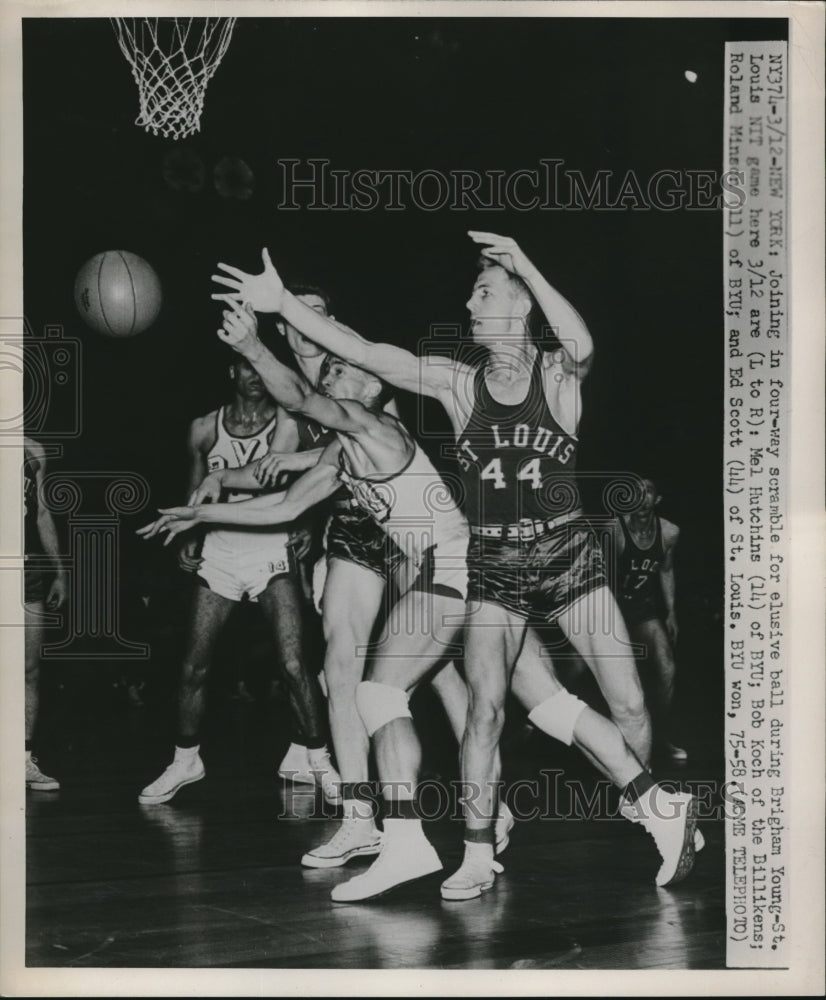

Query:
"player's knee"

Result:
[[279, 654, 305, 682], [181, 658, 210, 689], [528, 690, 587, 746], [608, 687, 648, 724], [467, 692, 506, 741], [355, 680, 412, 737]]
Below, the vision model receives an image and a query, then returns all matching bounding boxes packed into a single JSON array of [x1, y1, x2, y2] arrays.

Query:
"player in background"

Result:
[[205, 240, 697, 900], [612, 476, 687, 762], [23, 437, 68, 790], [138, 355, 338, 806]]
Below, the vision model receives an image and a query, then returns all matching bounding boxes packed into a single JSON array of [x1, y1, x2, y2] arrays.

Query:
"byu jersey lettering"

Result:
[[456, 350, 578, 525], [202, 407, 281, 557]]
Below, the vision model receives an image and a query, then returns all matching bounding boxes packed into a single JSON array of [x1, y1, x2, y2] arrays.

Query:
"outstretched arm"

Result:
[[139, 447, 341, 543], [212, 248, 454, 399], [217, 300, 377, 433], [469, 231, 594, 375]]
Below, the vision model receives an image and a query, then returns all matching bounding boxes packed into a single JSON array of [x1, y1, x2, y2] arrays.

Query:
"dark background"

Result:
[[21, 16, 787, 745]]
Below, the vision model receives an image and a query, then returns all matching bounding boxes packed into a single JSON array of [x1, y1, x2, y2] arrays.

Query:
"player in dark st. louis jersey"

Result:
[[201, 244, 699, 901], [613, 475, 687, 762]]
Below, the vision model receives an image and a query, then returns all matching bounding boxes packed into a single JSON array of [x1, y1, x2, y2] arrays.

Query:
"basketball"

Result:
[[74, 250, 162, 337]]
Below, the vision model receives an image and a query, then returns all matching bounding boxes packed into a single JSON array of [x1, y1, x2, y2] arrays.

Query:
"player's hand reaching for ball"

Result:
[[467, 231, 537, 281], [212, 248, 284, 313], [217, 300, 263, 359], [137, 507, 203, 546]]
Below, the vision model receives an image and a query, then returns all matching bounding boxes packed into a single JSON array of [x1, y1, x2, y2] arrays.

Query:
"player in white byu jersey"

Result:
[[137, 355, 338, 806]]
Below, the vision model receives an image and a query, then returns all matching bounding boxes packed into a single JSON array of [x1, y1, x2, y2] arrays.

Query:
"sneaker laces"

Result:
[[446, 855, 504, 885], [322, 818, 379, 853]]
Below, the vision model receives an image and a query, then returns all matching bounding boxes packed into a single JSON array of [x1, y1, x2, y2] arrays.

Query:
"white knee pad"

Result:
[[355, 681, 412, 737], [528, 690, 587, 746]]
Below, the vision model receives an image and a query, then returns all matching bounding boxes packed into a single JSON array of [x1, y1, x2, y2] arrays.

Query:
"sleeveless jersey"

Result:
[[617, 516, 664, 605], [455, 350, 578, 526], [337, 428, 468, 572], [23, 451, 44, 558], [295, 415, 336, 452], [203, 407, 280, 555]]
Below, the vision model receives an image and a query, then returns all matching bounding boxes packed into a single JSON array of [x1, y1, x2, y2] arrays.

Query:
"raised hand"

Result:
[[211, 247, 284, 313], [217, 300, 263, 358], [467, 231, 536, 280], [137, 506, 201, 546]]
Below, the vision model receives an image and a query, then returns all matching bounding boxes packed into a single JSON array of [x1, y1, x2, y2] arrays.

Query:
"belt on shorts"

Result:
[[470, 509, 584, 541]]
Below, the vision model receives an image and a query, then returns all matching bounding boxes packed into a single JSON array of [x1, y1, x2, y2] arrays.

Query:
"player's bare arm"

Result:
[[211, 248, 467, 409], [660, 519, 680, 640], [469, 231, 593, 436], [140, 442, 342, 543], [26, 440, 68, 611], [177, 416, 214, 569], [217, 300, 379, 435]]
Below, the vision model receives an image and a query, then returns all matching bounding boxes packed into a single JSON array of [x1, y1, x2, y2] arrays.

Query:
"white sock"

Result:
[[174, 744, 200, 760], [25, 749, 32, 762], [383, 817, 424, 844], [343, 798, 375, 824], [307, 746, 330, 766], [464, 840, 494, 864]]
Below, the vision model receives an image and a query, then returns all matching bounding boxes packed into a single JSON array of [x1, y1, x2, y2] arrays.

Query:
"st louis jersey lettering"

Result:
[[456, 351, 578, 525]]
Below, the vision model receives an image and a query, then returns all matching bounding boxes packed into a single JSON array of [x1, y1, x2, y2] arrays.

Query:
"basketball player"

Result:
[[190, 286, 480, 868], [137, 354, 338, 806], [23, 437, 67, 791], [613, 476, 687, 761], [205, 241, 698, 899], [141, 301, 475, 900]]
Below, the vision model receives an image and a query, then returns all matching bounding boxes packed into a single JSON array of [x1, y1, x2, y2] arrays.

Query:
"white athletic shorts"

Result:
[[198, 528, 295, 602]]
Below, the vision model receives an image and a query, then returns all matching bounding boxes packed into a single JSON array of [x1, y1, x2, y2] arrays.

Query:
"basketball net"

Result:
[[111, 17, 237, 140]]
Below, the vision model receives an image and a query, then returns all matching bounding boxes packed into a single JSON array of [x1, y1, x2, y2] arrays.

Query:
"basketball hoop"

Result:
[[111, 17, 237, 140]]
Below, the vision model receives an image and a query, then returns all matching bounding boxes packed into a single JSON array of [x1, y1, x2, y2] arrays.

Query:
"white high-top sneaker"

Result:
[[139, 747, 204, 805], [331, 820, 442, 902], [623, 785, 698, 887]]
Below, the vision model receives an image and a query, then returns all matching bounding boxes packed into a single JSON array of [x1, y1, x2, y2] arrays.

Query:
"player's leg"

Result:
[[511, 627, 697, 886], [558, 585, 653, 768], [138, 583, 234, 804], [24, 599, 59, 790], [634, 617, 686, 760], [258, 573, 339, 803], [440, 600, 524, 901], [331, 586, 465, 902], [300, 557, 387, 868], [428, 662, 514, 854]]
